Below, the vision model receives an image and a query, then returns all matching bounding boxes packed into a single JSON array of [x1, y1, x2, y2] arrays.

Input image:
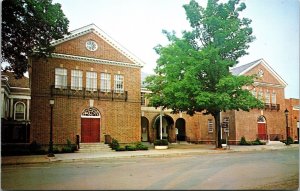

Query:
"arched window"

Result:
[[257, 116, 266, 123], [81, 107, 101, 118], [14, 102, 25, 120]]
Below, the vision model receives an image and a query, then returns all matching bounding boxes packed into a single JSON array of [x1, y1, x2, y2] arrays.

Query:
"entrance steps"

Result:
[[267, 141, 286, 146], [76, 143, 112, 153]]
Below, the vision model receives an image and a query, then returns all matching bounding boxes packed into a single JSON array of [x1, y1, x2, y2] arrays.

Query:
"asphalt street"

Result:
[[1, 147, 299, 190]]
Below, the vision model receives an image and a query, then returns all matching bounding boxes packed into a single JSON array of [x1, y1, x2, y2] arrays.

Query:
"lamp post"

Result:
[[48, 99, 55, 157], [284, 108, 289, 145]]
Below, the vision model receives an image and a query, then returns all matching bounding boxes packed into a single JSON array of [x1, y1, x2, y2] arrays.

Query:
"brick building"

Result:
[[29, 24, 144, 145], [27, 24, 298, 147], [141, 59, 298, 144]]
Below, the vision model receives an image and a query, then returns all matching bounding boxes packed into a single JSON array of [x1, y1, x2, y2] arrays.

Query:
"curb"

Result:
[[2, 145, 298, 165]]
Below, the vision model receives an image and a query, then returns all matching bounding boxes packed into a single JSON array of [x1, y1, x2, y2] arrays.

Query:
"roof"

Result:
[[1, 71, 29, 88], [50, 23, 145, 68], [230, 58, 288, 86], [230, 59, 261, 75]]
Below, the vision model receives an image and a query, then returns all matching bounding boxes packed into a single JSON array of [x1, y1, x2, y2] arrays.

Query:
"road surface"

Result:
[[2, 147, 299, 190]]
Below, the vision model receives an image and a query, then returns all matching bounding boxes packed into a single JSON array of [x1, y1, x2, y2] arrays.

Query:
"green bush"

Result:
[[61, 139, 77, 153], [239, 136, 251, 145], [282, 136, 294, 145], [251, 138, 263, 145], [135, 142, 149, 150], [125, 145, 136, 151], [110, 138, 120, 150], [154, 139, 168, 146]]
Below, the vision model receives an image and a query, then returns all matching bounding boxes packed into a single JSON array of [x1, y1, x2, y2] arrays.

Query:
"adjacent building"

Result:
[[1, 71, 31, 143]]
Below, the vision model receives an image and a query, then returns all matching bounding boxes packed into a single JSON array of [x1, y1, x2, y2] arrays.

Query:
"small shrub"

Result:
[[282, 136, 294, 145], [239, 136, 251, 145], [135, 142, 149, 150], [61, 139, 77, 153], [125, 145, 136, 151], [251, 138, 263, 145], [274, 136, 280, 141], [110, 138, 120, 150], [154, 139, 168, 146]]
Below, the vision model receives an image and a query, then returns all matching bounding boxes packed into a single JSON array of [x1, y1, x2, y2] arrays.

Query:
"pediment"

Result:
[[50, 24, 144, 68]]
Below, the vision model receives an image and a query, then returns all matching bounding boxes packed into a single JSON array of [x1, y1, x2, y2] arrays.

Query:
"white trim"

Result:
[[51, 53, 143, 68], [81, 116, 100, 119], [238, 59, 287, 87], [51, 24, 145, 67], [14, 101, 26, 120], [9, 95, 31, 100]]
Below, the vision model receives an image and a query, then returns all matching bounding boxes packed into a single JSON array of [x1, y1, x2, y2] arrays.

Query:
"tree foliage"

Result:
[[145, 0, 264, 148], [2, 0, 69, 78]]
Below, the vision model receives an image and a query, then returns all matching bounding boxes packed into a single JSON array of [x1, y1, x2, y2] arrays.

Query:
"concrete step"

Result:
[[77, 143, 112, 153], [267, 141, 286, 146]]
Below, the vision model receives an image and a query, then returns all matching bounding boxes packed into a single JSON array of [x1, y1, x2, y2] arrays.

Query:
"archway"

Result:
[[257, 115, 267, 140], [153, 115, 174, 140], [141, 117, 149, 142], [176, 118, 186, 141], [81, 107, 101, 143]]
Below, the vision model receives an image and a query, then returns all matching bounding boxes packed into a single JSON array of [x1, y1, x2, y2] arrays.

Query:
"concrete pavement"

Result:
[[2, 143, 298, 165]]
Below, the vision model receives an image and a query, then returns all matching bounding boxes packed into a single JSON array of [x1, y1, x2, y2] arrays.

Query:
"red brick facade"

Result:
[[29, 24, 297, 146], [30, 24, 143, 145]]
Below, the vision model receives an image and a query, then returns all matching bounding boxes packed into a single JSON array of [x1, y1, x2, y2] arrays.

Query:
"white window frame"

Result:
[[71, 70, 83, 90], [86, 71, 97, 91], [100, 73, 111, 92], [272, 92, 276, 104], [208, 119, 213, 133], [258, 90, 263, 101], [265, 91, 270, 103], [114, 74, 124, 93], [55, 68, 67, 88], [14, 102, 25, 120]]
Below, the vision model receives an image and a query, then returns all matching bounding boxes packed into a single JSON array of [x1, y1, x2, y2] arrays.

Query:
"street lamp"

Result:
[[284, 108, 289, 145], [48, 99, 55, 157]]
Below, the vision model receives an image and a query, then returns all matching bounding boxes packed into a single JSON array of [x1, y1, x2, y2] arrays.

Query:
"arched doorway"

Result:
[[141, 117, 149, 142], [257, 115, 267, 140], [81, 107, 101, 143], [176, 118, 186, 141], [154, 115, 174, 140]]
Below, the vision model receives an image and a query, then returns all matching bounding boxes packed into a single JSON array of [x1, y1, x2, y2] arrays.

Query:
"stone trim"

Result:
[[51, 53, 143, 69]]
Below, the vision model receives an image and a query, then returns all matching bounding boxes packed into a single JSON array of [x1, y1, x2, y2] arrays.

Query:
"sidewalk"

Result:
[[2, 144, 298, 166]]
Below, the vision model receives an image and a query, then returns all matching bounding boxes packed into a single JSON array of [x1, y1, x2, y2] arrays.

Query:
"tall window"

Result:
[[272, 92, 276, 104], [86, 71, 97, 91], [141, 92, 146, 106], [258, 90, 263, 101], [55, 68, 67, 88], [265, 91, 270, 103], [71, 70, 83, 90], [15, 102, 25, 120], [208, 119, 213, 133], [114, 74, 124, 93], [100, 73, 111, 92]]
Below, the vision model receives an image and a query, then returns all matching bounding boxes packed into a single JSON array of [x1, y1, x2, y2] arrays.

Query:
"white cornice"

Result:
[[253, 81, 285, 88], [51, 24, 145, 68], [51, 53, 143, 68]]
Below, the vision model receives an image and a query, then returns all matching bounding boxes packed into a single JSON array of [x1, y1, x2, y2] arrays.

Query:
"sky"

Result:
[[53, 0, 299, 99]]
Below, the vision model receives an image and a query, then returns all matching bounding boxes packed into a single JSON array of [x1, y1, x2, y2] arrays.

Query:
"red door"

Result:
[[257, 123, 267, 140], [81, 118, 100, 143]]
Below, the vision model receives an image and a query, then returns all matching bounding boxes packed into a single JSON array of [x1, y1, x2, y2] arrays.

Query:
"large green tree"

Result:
[[2, 0, 69, 78], [145, 0, 264, 148]]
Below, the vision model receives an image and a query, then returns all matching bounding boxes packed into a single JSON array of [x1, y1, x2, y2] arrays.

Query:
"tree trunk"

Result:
[[213, 112, 222, 148]]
